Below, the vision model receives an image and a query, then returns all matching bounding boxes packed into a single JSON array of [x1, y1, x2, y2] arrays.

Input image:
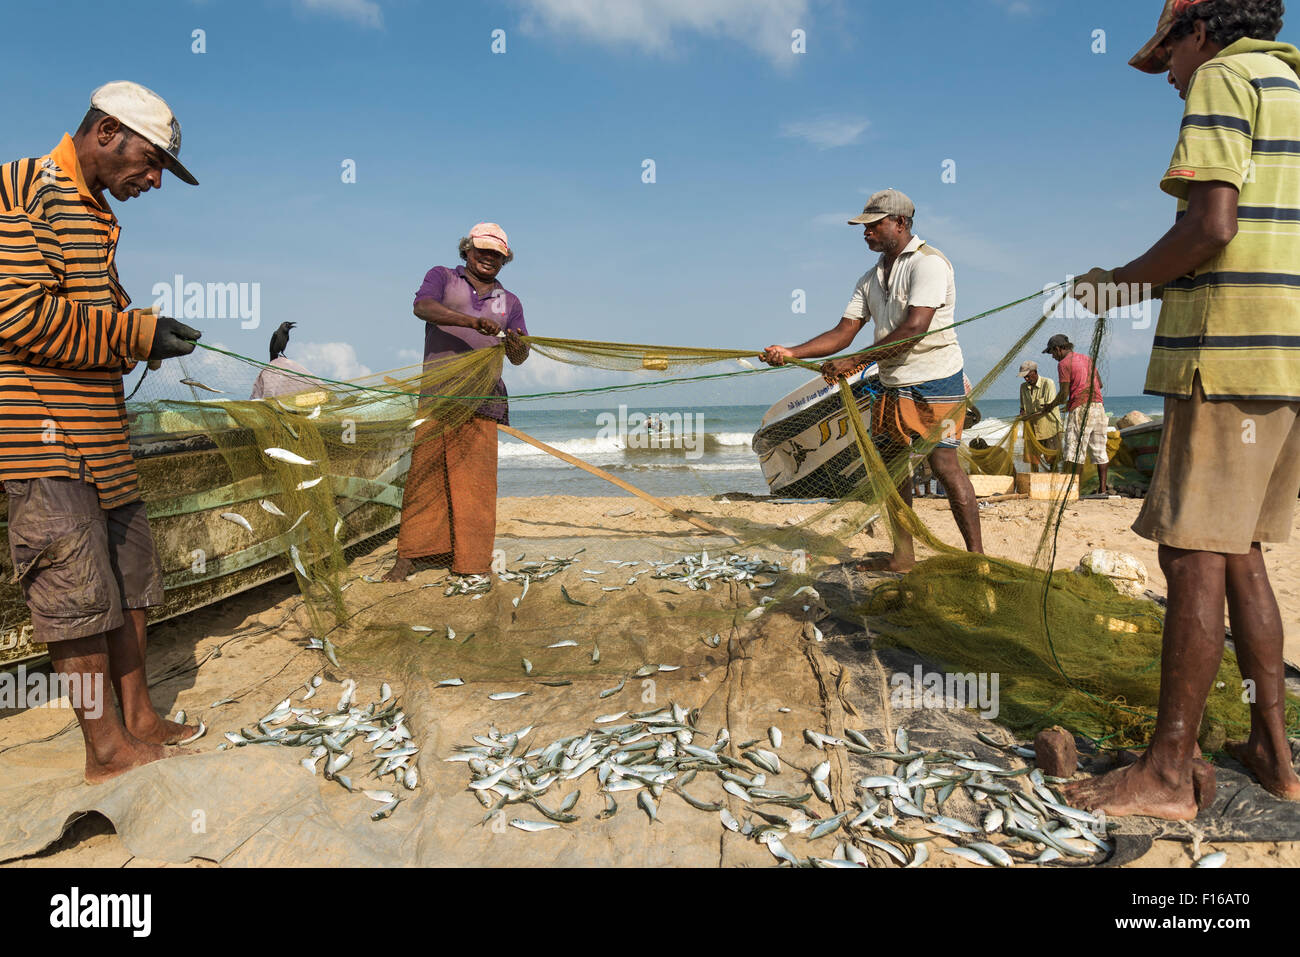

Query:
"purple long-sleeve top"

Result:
[[414, 265, 527, 423]]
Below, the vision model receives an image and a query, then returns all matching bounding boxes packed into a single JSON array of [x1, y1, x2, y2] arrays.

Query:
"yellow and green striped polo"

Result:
[[1147, 38, 1300, 401]]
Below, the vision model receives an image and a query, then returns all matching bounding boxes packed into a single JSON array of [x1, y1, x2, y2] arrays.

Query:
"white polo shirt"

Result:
[[842, 235, 964, 388]]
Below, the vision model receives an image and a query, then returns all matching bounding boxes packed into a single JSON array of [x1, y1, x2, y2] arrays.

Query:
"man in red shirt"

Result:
[[1038, 334, 1110, 492]]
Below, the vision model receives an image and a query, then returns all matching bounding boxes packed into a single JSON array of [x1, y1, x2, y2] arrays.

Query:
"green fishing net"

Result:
[[2, 283, 1295, 751]]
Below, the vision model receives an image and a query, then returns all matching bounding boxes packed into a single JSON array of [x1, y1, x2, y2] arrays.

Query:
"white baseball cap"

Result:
[[469, 222, 510, 256], [89, 81, 198, 186]]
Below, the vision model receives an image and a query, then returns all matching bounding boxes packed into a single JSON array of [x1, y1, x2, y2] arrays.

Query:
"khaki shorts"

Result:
[[1133, 374, 1300, 554], [4, 476, 164, 643], [1062, 404, 1110, 465]]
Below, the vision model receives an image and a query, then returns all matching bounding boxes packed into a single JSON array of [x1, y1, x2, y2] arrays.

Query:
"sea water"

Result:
[[497, 396, 1165, 499]]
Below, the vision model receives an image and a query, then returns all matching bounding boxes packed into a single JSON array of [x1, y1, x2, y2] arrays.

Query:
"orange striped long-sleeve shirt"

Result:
[[0, 135, 158, 509]]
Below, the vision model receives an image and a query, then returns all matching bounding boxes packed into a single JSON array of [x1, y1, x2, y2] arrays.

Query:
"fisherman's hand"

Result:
[[472, 315, 502, 336], [148, 317, 202, 360], [503, 328, 528, 364], [820, 357, 857, 383], [1070, 267, 1135, 316], [760, 345, 794, 366]]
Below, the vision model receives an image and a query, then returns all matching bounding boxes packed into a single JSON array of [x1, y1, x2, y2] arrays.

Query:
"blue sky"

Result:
[[4, 0, 1292, 405]]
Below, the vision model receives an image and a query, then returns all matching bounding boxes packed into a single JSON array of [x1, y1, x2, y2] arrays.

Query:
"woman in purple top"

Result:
[[386, 223, 529, 581]]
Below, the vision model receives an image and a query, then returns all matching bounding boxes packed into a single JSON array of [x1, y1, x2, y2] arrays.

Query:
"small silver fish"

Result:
[[488, 692, 530, 700], [769, 727, 783, 749], [363, 789, 397, 803], [259, 499, 287, 517], [599, 679, 624, 699], [437, 678, 465, 687], [219, 512, 254, 533], [263, 447, 316, 466], [180, 378, 224, 393], [638, 791, 658, 823], [307, 405, 321, 419], [547, 640, 578, 648], [592, 643, 601, 664], [295, 477, 323, 491], [1195, 851, 1227, 868], [510, 819, 559, 832], [289, 544, 312, 581], [522, 658, 533, 675], [286, 511, 310, 534]]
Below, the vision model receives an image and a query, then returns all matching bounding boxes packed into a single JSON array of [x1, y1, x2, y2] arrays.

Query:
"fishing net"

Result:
[[3, 281, 1296, 759]]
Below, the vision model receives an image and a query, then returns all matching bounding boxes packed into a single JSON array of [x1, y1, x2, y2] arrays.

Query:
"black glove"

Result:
[[148, 316, 202, 360]]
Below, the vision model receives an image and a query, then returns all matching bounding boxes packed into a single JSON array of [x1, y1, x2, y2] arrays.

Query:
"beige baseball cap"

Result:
[[89, 81, 197, 185], [848, 189, 915, 225], [1018, 360, 1038, 377], [1130, 0, 1211, 74], [469, 222, 510, 256]]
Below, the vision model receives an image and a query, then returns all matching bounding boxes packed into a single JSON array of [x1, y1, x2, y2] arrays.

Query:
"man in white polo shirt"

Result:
[[761, 189, 982, 572]]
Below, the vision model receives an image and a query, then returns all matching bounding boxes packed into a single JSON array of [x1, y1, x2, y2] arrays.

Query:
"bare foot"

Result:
[[853, 554, 915, 574], [1064, 755, 1201, 821], [383, 558, 415, 582], [1111, 748, 1217, 810], [126, 713, 200, 746], [84, 739, 171, 784], [1225, 738, 1300, 801]]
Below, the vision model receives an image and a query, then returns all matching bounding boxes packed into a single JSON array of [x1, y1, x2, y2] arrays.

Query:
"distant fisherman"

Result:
[[385, 223, 529, 582], [1038, 334, 1110, 492], [760, 189, 982, 572], [1065, 0, 1300, 818], [250, 320, 318, 398], [1017, 360, 1062, 472]]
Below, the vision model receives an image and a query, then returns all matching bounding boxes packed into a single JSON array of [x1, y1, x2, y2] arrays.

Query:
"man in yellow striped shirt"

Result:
[[1067, 0, 1300, 819], [0, 83, 203, 782]]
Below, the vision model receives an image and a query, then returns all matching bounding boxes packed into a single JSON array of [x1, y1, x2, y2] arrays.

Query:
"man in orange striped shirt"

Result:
[[1, 82, 204, 782]]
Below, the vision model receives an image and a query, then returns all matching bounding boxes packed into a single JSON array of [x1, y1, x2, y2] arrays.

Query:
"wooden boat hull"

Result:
[[1118, 420, 1163, 481], [0, 396, 415, 668]]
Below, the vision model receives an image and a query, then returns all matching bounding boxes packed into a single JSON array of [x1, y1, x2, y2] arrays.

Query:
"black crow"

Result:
[[269, 321, 296, 361]]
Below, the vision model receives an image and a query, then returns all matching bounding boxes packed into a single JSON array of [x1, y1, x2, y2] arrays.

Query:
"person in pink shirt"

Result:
[[1039, 333, 1110, 492]]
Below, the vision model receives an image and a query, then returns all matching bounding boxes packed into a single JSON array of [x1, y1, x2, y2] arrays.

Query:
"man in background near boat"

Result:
[[385, 223, 529, 582], [250, 321, 319, 399], [760, 189, 983, 573], [1017, 360, 1062, 472], [0, 82, 204, 782], [1039, 334, 1110, 491], [1065, 0, 1300, 819]]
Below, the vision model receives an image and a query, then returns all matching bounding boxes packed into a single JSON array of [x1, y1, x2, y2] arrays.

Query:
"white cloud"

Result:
[[917, 213, 1020, 277], [512, 0, 812, 64], [991, 0, 1034, 16], [781, 116, 869, 150], [812, 211, 854, 227], [292, 341, 374, 381], [294, 0, 383, 29]]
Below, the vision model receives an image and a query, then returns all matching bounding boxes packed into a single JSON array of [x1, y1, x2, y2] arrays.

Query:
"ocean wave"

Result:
[[498, 431, 754, 460]]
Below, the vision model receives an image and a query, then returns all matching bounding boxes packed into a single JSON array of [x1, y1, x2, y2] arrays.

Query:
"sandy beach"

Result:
[[2, 493, 1297, 868]]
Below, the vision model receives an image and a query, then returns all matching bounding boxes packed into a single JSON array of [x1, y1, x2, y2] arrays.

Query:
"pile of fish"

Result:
[[431, 552, 581, 598], [648, 551, 785, 591], [217, 677, 419, 822], [453, 708, 1116, 867]]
